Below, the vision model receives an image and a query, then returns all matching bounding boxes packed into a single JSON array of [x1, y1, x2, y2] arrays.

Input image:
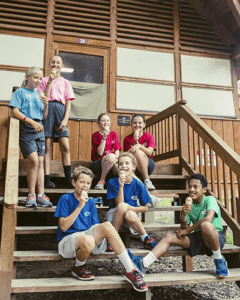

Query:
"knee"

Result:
[[77, 235, 95, 252], [100, 221, 115, 234], [104, 153, 116, 164], [38, 156, 44, 167], [28, 156, 39, 168], [116, 202, 129, 214], [60, 144, 70, 155], [125, 210, 138, 224], [200, 221, 212, 233], [164, 232, 176, 243], [45, 142, 52, 154], [135, 149, 145, 159]]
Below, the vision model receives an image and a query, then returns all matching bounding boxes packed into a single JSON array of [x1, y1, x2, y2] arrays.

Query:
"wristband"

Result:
[[23, 116, 27, 122], [102, 138, 106, 140]]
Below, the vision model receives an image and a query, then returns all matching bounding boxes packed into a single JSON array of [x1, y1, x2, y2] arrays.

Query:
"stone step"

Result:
[[11, 268, 240, 294], [13, 244, 240, 262]]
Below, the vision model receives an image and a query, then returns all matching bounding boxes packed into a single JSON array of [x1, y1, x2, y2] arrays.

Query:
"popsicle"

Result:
[[185, 197, 192, 205]]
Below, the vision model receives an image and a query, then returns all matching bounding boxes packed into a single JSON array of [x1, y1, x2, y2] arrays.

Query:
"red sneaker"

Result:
[[124, 269, 148, 292], [71, 265, 95, 281]]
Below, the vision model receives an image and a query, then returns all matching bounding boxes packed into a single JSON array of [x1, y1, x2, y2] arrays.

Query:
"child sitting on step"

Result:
[[9, 67, 52, 208], [90, 113, 121, 190], [106, 152, 157, 250], [54, 166, 148, 293], [127, 173, 229, 279]]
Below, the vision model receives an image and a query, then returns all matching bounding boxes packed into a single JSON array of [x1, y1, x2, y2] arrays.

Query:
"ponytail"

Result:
[[21, 67, 42, 88]]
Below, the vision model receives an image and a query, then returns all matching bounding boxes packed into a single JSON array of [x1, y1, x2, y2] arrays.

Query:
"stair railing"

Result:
[[145, 100, 240, 242], [0, 117, 19, 300]]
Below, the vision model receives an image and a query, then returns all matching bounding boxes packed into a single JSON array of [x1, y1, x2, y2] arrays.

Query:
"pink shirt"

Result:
[[91, 131, 122, 161], [37, 76, 75, 105], [123, 132, 156, 159]]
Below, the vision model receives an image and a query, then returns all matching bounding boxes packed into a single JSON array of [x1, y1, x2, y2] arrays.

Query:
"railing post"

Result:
[[0, 117, 19, 300], [178, 114, 188, 176]]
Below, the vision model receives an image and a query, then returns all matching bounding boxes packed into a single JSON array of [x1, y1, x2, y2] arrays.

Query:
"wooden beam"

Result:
[[153, 149, 180, 162], [44, 0, 54, 75], [173, 0, 181, 102], [226, 0, 240, 28]]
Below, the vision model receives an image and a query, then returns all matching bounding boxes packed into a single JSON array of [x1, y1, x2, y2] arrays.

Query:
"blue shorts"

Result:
[[19, 121, 45, 159], [43, 101, 69, 143], [187, 231, 226, 257], [135, 157, 155, 176]]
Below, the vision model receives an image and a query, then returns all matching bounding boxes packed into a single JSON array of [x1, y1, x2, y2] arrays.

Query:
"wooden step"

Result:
[[11, 268, 240, 293], [13, 244, 240, 262], [15, 224, 228, 235], [16, 205, 183, 213]]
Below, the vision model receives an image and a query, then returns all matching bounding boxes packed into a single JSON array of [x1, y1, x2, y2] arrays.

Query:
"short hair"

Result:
[[21, 67, 42, 88], [97, 112, 110, 124], [188, 173, 208, 188], [131, 114, 146, 124], [50, 55, 63, 63], [72, 166, 94, 182], [118, 152, 137, 167]]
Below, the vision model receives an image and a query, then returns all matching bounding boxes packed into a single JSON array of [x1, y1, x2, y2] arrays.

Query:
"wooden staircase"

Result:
[[1, 101, 240, 299]]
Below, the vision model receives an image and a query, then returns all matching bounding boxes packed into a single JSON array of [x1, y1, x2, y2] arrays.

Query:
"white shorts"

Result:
[[58, 224, 107, 258], [106, 208, 138, 235]]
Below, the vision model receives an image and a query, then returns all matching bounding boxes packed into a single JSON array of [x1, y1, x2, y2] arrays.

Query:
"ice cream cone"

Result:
[[185, 197, 192, 205]]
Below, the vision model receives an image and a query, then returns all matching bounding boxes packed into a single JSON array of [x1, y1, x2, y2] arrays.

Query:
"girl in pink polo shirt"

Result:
[[123, 114, 156, 191], [90, 113, 121, 190], [38, 55, 75, 188]]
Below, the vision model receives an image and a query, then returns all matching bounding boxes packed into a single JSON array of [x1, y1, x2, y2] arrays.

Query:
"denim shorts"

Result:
[[43, 101, 69, 142], [135, 157, 155, 176], [58, 225, 107, 258], [19, 121, 45, 159], [188, 230, 226, 257]]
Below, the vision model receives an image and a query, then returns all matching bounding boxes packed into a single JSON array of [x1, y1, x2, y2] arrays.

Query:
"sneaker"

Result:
[[44, 181, 55, 188], [94, 180, 105, 190], [143, 234, 158, 250], [214, 256, 229, 278], [71, 265, 95, 281], [25, 194, 37, 207], [150, 195, 160, 207], [127, 249, 147, 277], [124, 269, 148, 292], [144, 179, 156, 191], [37, 194, 53, 207], [106, 242, 113, 252]]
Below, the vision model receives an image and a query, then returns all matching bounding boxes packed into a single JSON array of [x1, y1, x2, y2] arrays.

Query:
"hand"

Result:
[[58, 119, 68, 132], [129, 144, 141, 155], [133, 132, 139, 143], [103, 129, 110, 139], [48, 70, 57, 83], [40, 95, 49, 105], [32, 121, 43, 132], [119, 172, 126, 187], [176, 229, 188, 239], [182, 203, 192, 216], [78, 191, 88, 208]]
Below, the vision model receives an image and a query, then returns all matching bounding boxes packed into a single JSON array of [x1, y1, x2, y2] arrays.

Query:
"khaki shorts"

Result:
[[58, 224, 107, 258]]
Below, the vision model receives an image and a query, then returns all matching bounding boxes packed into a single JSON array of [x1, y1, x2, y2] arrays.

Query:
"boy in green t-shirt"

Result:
[[127, 173, 229, 278]]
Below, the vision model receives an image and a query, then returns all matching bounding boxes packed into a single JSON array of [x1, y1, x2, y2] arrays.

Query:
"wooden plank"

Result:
[[79, 121, 91, 161], [68, 120, 79, 161], [0, 106, 10, 173], [11, 269, 240, 293], [12, 244, 240, 262]]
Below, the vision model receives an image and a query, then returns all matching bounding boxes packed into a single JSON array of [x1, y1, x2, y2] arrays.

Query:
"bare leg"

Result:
[[125, 210, 146, 235], [201, 221, 220, 251], [75, 235, 95, 262], [112, 202, 129, 231], [100, 153, 116, 182], [93, 222, 125, 255], [134, 150, 149, 180], [27, 152, 39, 194], [36, 155, 44, 194], [59, 137, 71, 166], [44, 137, 53, 175]]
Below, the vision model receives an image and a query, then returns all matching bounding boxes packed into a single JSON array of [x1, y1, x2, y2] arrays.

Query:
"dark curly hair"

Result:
[[188, 173, 208, 188]]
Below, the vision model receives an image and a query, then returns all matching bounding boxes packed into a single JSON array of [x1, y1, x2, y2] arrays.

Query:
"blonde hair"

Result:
[[118, 152, 137, 167], [21, 67, 42, 88], [72, 166, 94, 182]]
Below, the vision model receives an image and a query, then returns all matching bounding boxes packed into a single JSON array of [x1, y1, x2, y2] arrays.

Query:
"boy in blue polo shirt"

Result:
[[54, 166, 147, 292], [127, 173, 229, 279], [106, 152, 157, 250]]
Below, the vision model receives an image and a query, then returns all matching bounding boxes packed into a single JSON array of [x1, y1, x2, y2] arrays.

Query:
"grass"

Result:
[[226, 232, 233, 245]]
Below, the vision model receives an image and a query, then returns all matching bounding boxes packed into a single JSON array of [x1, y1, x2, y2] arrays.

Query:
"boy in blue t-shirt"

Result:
[[54, 166, 147, 292], [127, 173, 229, 279], [106, 152, 157, 250]]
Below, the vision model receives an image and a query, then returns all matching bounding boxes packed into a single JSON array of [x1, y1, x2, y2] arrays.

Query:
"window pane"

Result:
[[59, 51, 103, 84]]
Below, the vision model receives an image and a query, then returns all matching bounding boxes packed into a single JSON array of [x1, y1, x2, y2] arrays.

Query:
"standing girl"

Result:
[[90, 113, 121, 190], [37, 55, 75, 188], [9, 67, 52, 207], [123, 114, 156, 190]]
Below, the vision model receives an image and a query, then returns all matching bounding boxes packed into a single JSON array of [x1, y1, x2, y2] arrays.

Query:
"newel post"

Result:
[[178, 101, 188, 175]]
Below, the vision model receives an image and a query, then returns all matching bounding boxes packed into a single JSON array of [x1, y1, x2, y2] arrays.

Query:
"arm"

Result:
[[42, 73, 56, 98], [127, 203, 148, 213], [58, 193, 88, 232], [58, 99, 71, 132], [176, 207, 215, 239], [41, 96, 49, 120], [12, 107, 43, 132], [97, 137, 107, 156], [130, 144, 154, 157]]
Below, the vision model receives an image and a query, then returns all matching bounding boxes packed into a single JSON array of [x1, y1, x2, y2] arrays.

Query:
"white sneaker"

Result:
[[144, 179, 156, 191], [149, 195, 160, 206]]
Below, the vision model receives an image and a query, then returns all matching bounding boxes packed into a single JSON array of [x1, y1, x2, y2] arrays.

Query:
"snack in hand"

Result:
[[39, 92, 45, 99], [51, 67, 57, 74], [135, 129, 139, 136], [185, 197, 192, 205], [81, 190, 88, 199]]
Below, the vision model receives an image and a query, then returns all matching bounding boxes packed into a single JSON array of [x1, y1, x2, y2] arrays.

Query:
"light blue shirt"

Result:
[[9, 87, 44, 120]]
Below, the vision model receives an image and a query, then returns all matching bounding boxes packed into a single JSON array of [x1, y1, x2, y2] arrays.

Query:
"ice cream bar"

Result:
[[39, 92, 45, 98], [135, 130, 139, 135], [81, 190, 88, 198], [51, 67, 57, 74], [185, 197, 192, 205]]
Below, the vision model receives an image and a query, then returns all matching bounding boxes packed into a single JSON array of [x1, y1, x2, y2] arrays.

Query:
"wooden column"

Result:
[[173, 0, 182, 102], [178, 106, 188, 175], [182, 255, 193, 272], [44, 0, 55, 75], [0, 117, 19, 300]]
